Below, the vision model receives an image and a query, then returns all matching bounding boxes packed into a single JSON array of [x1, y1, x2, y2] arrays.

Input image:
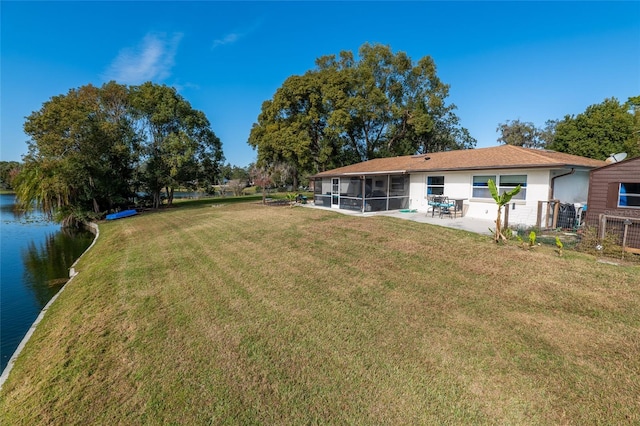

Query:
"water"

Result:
[[0, 194, 94, 373]]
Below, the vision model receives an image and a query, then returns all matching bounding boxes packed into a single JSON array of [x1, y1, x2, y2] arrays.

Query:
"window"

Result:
[[472, 175, 496, 198], [427, 176, 444, 195], [619, 183, 640, 208], [472, 174, 527, 200], [499, 175, 527, 200]]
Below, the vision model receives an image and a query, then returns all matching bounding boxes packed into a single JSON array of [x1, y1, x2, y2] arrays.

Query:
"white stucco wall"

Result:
[[551, 170, 590, 204], [409, 168, 589, 227]]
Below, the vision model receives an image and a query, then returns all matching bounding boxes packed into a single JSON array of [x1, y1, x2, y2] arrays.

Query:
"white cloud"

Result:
[[103, 32, 183, 85], [211, 20, 262, 50], [212, 32, 240, 49]]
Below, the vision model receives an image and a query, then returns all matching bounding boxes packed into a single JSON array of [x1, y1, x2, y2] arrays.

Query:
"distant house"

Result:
[[585, 156, 640, 252], [311, 145, 605, 228]]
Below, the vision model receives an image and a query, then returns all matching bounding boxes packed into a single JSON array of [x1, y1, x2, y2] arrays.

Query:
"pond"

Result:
[[0, 194, 94, 373]]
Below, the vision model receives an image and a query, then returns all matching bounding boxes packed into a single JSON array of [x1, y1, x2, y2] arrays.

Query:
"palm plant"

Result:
[[488, 179, 521, 243]]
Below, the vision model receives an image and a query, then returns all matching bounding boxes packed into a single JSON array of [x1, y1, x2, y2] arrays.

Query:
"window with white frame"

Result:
[[499, 175, 527, 200], [426, 176, 444, 196], [472, 175, 496, 198], [472, 174, 527, 200], [619, 183, 640, 208]]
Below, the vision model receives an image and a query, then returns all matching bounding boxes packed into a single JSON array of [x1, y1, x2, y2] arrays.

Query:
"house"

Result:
[[585, 156, 640, 252], [310, 145, 606, 228]]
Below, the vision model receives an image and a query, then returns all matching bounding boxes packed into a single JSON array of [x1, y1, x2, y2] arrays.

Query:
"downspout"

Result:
[[549, 168, 575, 200], [547, 168, 575, 230]]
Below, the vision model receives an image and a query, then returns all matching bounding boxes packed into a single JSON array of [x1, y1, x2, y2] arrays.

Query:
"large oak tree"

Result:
[[249, 43, 475, 184]]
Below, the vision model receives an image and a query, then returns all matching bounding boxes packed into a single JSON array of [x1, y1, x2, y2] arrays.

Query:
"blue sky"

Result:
[[1, 1, 639, 167]]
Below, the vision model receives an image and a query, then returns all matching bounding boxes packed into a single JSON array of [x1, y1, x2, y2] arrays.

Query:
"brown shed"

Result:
[[586, 156, 640, 252]]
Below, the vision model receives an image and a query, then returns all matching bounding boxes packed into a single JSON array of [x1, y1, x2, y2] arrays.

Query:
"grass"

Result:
[[171, 191, 311, 208], [1, 201, 639, 424]]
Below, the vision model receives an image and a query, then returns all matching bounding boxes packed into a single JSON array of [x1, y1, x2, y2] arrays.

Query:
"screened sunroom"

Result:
[[313, 174, 410, 212]]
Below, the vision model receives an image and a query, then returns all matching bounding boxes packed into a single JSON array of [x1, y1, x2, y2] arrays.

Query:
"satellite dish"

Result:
[[606, 152, 627, 163]]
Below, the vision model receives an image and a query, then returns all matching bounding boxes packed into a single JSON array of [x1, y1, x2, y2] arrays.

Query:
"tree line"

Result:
[[0, 161, 20, 191], [12, 81, 223, 225], [496, 96, 640, 159]]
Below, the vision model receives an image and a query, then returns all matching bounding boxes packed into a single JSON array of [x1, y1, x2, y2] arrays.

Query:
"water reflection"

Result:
[[0, 193, 93, 373], [1, 197, 50, 224], [21, 228, 95, 308]]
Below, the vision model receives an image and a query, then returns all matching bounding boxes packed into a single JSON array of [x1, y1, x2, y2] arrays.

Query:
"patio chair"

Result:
[[428, 195, 444, 217], [437, 197, 456, 218]]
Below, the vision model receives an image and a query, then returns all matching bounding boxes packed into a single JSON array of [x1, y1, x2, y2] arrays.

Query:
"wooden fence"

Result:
[[536, 200, 560, 230], [534, 200, 583, 231], [597, 214, 640, 255]]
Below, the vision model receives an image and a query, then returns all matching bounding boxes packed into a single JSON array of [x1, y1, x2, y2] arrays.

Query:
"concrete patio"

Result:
[[303, 204, 495, 236]]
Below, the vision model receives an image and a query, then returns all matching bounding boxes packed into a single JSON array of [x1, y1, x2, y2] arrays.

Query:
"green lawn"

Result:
[[1, 201, 638, 424]]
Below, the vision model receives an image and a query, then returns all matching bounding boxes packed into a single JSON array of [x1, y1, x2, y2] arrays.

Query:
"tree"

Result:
[[129, 82, 223, 208], [547, 97, 639, 160], [329, 45, 475, 159], [0, 161, 20, 190], [320, 44, 476, 159], [538, 119, 558, 148], [220, 163, 249, 182], [219, 164, 250, 196], [496, 119, 543, 148], [16, 82, 138, 224], [226, 180, 247, 196], [488, 179, 521, 243], [249, 43, 475, 182], [249, 164, 274, 205], [13, 158, 71, 222], [248, 69, 343, 186], [14, 81, 224, 223]]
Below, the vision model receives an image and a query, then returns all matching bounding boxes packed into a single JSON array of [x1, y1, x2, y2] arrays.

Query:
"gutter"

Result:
[[549, 168, 575, 200], [407, 164, 595, 173], [342, 170, 407, 176], [310, 170, 408, 179]]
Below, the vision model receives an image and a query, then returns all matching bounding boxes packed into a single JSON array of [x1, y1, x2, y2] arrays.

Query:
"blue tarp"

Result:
[[105, 209, 137, 221]]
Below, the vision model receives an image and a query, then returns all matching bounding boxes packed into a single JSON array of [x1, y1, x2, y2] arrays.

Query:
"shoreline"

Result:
[[0, 222, 100, 391]]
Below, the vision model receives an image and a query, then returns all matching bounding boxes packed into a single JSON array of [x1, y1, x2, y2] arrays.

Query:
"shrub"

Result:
[[575, 226, 623, 257]]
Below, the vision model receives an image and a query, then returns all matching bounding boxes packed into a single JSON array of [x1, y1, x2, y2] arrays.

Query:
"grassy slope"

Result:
[[1, 202, 639, 424]]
